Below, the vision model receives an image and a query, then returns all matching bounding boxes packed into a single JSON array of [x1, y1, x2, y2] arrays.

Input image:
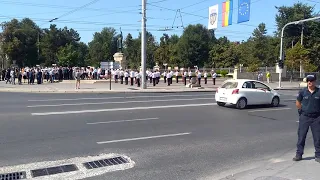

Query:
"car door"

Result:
[[252, 81, 273, 104], [241, 81, 260, 105]]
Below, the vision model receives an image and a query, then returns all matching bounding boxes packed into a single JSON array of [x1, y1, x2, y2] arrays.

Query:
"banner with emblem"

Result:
[[208, 4, 219, 29]]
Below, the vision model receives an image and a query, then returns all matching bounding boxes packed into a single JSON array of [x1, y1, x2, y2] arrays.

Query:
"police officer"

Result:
[[294, 75, 320, 163]]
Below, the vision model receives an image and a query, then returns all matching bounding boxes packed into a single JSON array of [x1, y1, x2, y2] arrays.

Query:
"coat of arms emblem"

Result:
[[210, 9, 217, 25]]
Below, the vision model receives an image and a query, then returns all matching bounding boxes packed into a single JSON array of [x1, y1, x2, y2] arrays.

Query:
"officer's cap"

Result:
[[306, 75, 316, 82]]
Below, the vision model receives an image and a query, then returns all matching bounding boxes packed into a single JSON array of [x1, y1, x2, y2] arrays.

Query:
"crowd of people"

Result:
[[0, 66, 218, 89]]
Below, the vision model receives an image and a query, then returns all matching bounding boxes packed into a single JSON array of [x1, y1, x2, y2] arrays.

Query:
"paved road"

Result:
[[0, 91, 310, 180]]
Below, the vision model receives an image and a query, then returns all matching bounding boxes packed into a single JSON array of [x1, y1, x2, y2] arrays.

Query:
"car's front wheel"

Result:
[[236, 97, 247, 109], [217, 102, 226, 106], [271, 96, 280, 107]]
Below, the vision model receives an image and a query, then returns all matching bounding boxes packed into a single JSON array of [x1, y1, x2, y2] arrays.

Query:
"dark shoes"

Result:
[[292, 155, 302, 161], [293, 155, 320, 163]]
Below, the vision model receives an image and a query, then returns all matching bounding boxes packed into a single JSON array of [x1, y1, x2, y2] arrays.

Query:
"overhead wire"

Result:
[[55, 0, 101, 20], [148, 0, 276, 30], [0, 0, 262, 38], [0, 0, 140, 13]]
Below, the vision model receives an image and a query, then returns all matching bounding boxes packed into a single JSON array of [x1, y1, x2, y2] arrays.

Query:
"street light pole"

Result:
[[278, 16, 320, 88], [141, 0, 147, 89]]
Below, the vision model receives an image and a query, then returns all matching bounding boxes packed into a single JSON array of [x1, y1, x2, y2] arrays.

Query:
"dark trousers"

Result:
[[198, 78, 201, 85], [167, 78, 172, 86], [120, 76, 124, 84], [296, 115, 320, 158], [137, 78, 141, 87], [164, 76, 167, 83], [212, 78, 216, 85], [176, 76, 178, 83], [205, 77, 207, 84], [125, 77, 128, 85], [184, 77, 187, 85], [152, 78, 156, 86], [115, 75, 118, 83], [130, 77, 134, 86], [149, 77, 152, 83], [156, 77, 159, 84]]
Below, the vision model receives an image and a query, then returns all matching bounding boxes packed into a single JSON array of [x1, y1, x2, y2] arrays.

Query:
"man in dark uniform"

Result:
[[294, 75, 320, 163]]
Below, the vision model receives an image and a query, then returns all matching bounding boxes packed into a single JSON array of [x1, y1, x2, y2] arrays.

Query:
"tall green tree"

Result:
[[176, 24, 211, 67], [0, 18, 40, 67], [88, 27, 117, 66]]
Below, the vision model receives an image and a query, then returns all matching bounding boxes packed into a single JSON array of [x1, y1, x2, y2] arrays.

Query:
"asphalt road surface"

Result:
[[0, 90, 311, 180]]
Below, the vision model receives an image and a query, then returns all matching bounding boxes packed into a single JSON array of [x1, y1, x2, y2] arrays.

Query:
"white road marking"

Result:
[[282, 99, 296, 101], [27, 93, 214, 102], [97, 132, 191, 144], [31, 103, 217, 116], [27, 97, 213, 108], [87, 117, 159, 125], [296, 121, 299, 123], [247, 107, 292, 113]]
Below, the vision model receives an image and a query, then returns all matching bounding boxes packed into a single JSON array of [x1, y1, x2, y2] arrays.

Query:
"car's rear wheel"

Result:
[[217, 102, 226, 106], [236, 97, 247, 109], [271, 96, 280, 107]]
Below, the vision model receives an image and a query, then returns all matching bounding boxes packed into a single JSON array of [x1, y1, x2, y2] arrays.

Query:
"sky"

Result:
[[0, 0, 317, 44]]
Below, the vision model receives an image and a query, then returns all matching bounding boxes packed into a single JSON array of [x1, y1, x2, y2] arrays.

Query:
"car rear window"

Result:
[[221, 82, 238, 89]]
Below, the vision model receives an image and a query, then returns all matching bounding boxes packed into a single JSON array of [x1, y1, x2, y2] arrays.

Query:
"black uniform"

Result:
[[296, 86, 320, 159]]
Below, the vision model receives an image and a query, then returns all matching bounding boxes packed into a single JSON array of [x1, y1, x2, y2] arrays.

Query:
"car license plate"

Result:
[[220, 97, 227, 101]]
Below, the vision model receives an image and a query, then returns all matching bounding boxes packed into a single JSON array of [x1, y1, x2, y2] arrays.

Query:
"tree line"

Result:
[[0, 2, 319, 72]]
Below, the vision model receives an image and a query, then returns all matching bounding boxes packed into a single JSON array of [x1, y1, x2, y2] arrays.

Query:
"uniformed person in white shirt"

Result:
[[183, 71, 187, 85], [197, 71, 202, 85], [124, 70, 129, 85], [204, 71, 208, 84], [130, 70, 135, 86], [135, 71, 141, 87], [163, 71, 167, 83], [166, 71, 172, 86], [120, 69, 124, 84], [152, 71, 156, 86], [175, 71, 179, 83], [212, 70, 217, 85], [148, 71, 152, 83], [188, 71, 192, 80], [156, 70, 160, 84]]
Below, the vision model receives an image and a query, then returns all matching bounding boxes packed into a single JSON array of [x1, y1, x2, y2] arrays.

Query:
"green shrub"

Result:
[[220, 70, 228, 77], [215, 70, 221, 74]]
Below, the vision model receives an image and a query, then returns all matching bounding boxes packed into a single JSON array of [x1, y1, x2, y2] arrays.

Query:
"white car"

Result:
[[215, 79, 281, 109]]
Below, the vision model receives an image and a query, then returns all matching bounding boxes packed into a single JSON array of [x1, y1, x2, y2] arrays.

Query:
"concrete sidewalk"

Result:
[[216, 148, 319, 180], [0, 79, 302, 93]]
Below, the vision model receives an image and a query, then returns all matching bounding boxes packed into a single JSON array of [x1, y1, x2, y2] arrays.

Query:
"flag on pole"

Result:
[[208, 4, 219, 30], [222, 0, 233, 27], [237, 0, 250, 23]]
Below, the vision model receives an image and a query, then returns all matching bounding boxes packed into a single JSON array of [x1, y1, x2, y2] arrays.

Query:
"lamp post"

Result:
[[278, 16, 320, 88]]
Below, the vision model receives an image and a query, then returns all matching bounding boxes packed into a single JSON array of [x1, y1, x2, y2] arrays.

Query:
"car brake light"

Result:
[[232, 89, 239, 94]]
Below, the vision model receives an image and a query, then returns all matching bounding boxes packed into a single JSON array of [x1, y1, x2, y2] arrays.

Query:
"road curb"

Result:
[[0, 89, 216, 94]]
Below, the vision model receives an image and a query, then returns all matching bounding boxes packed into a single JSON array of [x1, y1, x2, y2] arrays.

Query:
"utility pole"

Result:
[[141, 0, 147, 89], [299, 25, 304, 78]]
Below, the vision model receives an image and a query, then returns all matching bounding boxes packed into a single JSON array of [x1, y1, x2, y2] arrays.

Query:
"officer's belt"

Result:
[[302, 113, 320, 118]]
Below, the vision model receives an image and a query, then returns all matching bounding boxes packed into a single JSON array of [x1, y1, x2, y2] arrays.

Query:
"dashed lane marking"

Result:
[[96, 132, 191, 144], [247, 107, 292, 113], [31, 103, 217, 116], [86, 117, 159, 125]]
